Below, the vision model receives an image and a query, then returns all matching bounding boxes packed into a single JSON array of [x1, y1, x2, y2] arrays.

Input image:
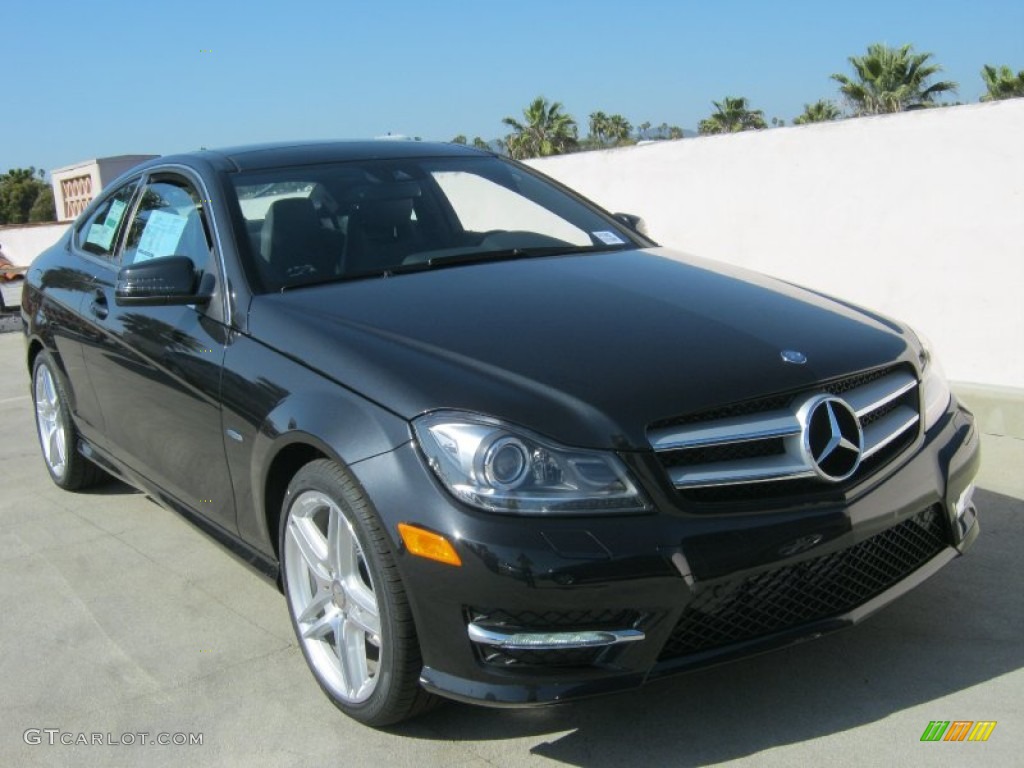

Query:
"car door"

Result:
[[44, 179, 142, 442], [79, 170, 237, 533]]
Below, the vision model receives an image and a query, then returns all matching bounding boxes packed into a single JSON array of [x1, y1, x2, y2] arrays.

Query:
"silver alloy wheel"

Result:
[[34, 363, 67, 479], [284, 490, 382, 704]]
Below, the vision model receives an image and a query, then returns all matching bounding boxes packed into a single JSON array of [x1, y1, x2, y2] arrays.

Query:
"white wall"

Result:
[[0, 223, 68, 266], [529, 100, 1024, 391]]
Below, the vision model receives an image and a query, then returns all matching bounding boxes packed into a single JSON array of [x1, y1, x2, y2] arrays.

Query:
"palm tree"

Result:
[[450, 135, 467, 144], [637, 121, 652, 140], [793, 99, 843, 125], [698, 97, 767, 135], [502, 97, 579, 159], [667, 125, 685, 139], [588, 111, 609, 145], [471, 137, 490, 150], [980, 64, 1024, 101], [606, 114, 633, 145], [832, 43, 957, 115]]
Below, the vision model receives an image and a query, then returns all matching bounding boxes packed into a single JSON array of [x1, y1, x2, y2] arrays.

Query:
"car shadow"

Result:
[[76, 478, 143, 496], [398, 487, 1022, 765]]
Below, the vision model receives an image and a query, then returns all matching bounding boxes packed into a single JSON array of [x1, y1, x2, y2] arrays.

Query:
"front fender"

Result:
[[255, 384, 411, 476], [223, 332, 411, 555]]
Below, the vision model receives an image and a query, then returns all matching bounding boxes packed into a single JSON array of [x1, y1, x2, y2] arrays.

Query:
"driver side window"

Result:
[[121, 178, 212, 273]]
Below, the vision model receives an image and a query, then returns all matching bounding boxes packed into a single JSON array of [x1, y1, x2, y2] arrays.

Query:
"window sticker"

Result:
[[135, 210, 189, 262], [85, 199, 128, 251], [106, 199, 128, 231], [593, 230, 626, 245], [85, 221, 117, 250]]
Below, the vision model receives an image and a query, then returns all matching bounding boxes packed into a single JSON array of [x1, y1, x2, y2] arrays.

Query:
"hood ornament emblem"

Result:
[[781, 350, 807, 365]]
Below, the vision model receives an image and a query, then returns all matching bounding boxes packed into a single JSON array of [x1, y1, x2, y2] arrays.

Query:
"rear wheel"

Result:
[[32, 351, 106, 490], [279, 459, 439, 726]]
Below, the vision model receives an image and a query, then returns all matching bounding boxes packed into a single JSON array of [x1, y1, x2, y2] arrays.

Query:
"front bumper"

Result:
[[351, 397, 980, 707]]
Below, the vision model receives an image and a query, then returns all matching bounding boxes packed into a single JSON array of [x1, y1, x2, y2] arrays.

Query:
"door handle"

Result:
[[89, 289, 109, 320]]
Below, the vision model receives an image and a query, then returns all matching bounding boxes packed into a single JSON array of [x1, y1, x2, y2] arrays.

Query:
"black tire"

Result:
[[279, 459, 439, 726], [31, 350, 107, 490]]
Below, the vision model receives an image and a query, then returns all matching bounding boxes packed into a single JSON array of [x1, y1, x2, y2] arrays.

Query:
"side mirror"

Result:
[[115, 255, 211, 306], [612, 212, 650, 238]]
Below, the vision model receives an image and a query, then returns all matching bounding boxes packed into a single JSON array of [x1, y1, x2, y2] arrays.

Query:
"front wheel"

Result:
[[279, 459, 438, 726]]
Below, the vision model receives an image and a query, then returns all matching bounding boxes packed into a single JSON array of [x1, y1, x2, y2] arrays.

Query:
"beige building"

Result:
[[50, 155, 157, 222]]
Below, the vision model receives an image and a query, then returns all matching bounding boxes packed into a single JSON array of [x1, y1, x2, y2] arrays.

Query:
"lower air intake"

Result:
[[658, 505, 947, 661]]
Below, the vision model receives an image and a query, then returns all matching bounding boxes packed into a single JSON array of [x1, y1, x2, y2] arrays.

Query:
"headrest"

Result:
[[265, 197, 318, 230], [353, 198, 413, 230], [344, 181, 422, 202], [260, 197, 320, 263]]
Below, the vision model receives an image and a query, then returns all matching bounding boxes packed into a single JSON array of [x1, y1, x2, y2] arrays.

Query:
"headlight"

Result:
[[915, 329, 951, 431], [413, 411, 650, 515]]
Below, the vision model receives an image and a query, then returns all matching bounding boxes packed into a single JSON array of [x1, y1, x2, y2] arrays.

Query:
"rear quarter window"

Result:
[[75, 181, 140, 259]]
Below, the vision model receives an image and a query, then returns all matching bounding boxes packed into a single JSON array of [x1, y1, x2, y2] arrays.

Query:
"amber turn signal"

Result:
[[397, 523, 462, 566]]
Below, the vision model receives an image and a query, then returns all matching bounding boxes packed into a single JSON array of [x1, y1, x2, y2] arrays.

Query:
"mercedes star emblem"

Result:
[[798, 395, 864, 482]]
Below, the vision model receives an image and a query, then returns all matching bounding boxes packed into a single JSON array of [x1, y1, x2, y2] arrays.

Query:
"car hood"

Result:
[[247, 248, 915, 450]]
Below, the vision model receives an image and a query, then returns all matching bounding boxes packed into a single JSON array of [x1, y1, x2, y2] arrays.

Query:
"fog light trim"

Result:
[[955, 483, 976, 520], [467, 623, 644, 650]]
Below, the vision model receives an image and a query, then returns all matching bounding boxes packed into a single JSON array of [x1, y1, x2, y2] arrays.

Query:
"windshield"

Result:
[[229, 155, 639, 292]]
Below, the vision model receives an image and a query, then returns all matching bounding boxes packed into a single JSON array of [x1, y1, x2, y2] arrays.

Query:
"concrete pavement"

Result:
[[1, 330, 1021, 767]]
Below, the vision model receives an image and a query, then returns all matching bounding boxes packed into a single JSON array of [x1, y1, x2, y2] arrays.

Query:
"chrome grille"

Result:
[[649, 365, 920, 495]]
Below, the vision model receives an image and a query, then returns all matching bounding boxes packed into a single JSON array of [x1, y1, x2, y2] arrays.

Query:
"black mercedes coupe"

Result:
[[22, 141, 980, 725]]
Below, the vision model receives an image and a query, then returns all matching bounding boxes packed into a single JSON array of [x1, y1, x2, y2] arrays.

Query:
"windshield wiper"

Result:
[[278, 274, 352, 292], [424, 243, 627, 269], [278, 244, 629, 291]]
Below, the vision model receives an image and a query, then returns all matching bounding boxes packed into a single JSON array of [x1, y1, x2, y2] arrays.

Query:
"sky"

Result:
[[3, 0, 1022, 174]]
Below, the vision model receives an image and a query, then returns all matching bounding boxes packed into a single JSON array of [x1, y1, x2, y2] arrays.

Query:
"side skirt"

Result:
[[78, 438, 282, 588]]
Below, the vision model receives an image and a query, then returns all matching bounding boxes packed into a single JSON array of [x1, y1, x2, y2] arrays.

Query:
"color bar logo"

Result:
[[920, 721, 997, 742]]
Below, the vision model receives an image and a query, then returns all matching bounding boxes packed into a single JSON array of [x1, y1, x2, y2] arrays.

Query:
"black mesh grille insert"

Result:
[[658, 506, 947, 661]]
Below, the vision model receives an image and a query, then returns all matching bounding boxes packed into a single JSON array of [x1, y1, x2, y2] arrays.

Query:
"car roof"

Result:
[[143, 140, 491, 173]]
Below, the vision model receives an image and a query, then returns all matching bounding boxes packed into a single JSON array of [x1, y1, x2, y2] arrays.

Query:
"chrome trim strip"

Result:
[[467, 623, 644, 650], [861, 406, 920, 459], [648, 410, 800, 451], [846, 371, 917, 418], [670, 455, 817, 489]]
